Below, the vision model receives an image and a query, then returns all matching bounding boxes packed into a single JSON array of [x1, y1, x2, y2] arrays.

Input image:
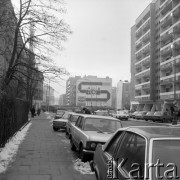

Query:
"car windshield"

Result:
[[61, 112, 70, 119], [72, 115, 79, 122], [152, 140, 180, 180], [84, 118, 121, 133]]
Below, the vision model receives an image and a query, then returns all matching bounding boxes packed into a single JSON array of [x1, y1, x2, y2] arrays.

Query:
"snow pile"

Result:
[[0, 122, 32, 173], [73, 158, 94, 174]]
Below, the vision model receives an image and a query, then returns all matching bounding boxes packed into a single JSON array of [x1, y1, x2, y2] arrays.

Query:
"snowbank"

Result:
[[0, 122, 32, 173], [73, 158, 95, 174]]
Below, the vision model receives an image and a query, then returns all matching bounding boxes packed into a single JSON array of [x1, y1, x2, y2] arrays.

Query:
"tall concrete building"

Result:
[[111, 87, 117, 110], [116, 80, 130, 110], [59, 94, 66, 106], [131, 0, 180, 112], [66, 76, 81, 106]]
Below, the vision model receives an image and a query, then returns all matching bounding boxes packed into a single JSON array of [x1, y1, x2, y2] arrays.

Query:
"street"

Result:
[[0, 113, 169, 180]]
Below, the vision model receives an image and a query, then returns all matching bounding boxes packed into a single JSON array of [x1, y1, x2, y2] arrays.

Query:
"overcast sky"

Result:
[[52, 0, 152, 97]]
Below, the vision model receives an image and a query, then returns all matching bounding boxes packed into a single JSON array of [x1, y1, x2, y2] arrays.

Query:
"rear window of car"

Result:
[[152, 139, 180, 179], [84, 118, 122, 133]]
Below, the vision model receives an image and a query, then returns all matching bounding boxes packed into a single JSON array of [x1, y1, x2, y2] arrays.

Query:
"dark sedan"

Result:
[[91, 126, 180, 180]]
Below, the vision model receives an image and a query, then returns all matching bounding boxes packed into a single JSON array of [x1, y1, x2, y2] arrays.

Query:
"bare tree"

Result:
[[0, 0, 71, 98]]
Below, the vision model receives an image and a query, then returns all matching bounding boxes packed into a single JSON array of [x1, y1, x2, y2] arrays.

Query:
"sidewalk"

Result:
[[0, 113, 96, 180]]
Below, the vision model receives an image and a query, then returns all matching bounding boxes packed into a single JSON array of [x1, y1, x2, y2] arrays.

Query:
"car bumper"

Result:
[[83, 149, 94, 155], [53, 124, 66, 129]]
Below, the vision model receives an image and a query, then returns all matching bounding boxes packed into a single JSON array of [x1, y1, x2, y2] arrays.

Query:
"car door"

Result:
[[94, 131, 125, 180], [72, 116, 82, 147], [113, 131, 146, 180]]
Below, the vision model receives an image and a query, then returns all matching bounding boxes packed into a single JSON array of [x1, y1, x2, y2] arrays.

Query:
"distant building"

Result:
[[76, 76, 112, 108], [43, 84, 55, 106], [66, 76, 81, 106], [116, 80, 130, 110], [111, 87, 117, 110], [59, 94, 66, 106]]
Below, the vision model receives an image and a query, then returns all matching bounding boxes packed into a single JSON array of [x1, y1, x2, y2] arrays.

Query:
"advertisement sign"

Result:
[[76, 79, 112, 107]]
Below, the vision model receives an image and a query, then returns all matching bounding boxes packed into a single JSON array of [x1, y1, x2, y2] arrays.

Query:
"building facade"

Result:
[[59, 94, 66, 106], [76, 76, 112, 108], [66, 76, 81, 106], [111, 87, 117, 110], [43, 84, 55, 106], [116, 80, 130, 110], [131, 0, 180, 112]]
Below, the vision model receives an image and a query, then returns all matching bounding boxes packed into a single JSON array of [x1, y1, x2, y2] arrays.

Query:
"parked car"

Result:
[[116, 111, 129, 120], [151, 111, 173, 123], [134, 111, 147, 120], [91, 126, 180, 180], [66, 113, 80, 138], [56, 109, 65, 117], [143, 111, 155, 121], [53, 111, 72, 131], [94, 110, 109, 116], [70, 114, 122, 162], [130, 111, 140, 119]]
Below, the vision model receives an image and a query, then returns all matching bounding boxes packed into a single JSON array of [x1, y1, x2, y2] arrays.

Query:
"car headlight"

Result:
[[86, 142, 97, 150], [90, 142, 96, 149]]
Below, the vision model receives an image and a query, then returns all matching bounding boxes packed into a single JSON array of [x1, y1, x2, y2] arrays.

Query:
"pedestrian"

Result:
[[170, 106, 174, 117], [30, 106, 35, 118], [37, 108, 41, 116], [82, 107, 91, 114], [177, 108, 180, 122]]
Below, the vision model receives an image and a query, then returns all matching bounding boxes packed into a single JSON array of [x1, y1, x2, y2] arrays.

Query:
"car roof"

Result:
[[119, 126, 180, 139], [78, 114, 120, 121]]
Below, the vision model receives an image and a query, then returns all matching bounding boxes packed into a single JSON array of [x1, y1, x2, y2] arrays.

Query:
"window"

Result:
[[105, 131, 124, 156], [78, 117, 84, 129], [115, 132, 146, 179], [75, 117, 82, 127]]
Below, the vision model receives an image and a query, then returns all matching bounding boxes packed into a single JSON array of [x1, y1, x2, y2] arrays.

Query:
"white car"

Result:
[[70, 114, 123, 162], [53, 111, 71, 131]]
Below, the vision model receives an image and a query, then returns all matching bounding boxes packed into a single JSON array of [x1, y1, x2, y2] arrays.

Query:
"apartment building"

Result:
[[66, 76, 81, 106], [131, 0, 180, 112]]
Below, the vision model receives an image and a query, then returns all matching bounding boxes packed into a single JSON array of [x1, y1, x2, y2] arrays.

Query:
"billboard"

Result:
[[76, 79, 112, 107]]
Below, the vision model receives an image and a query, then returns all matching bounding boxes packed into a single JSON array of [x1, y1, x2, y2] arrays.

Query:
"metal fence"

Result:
[[0, 97, 29, 148]]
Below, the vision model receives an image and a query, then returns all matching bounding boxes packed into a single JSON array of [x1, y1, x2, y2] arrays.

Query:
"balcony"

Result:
[[161, 14, 173, 29], [161, 0, 172, 16], [136, 41, 142, 51], [142, 83, 150, 89], [135, 95, 150, 101], [161, 46, 172, 57], [160, 62, 172, 70], [160, 77, 173, 85], [136, 52, 143, 61], [136, 29, 143, 39], [143, 21, 150, 33]]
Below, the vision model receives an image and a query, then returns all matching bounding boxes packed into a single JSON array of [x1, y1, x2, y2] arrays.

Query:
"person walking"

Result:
[[30, 106, 35, 118], [37, 108, 41, 116]]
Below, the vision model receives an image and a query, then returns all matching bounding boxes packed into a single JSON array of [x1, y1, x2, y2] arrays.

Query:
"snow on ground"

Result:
[[0, 122, 32, 173], [73, 158, 95, 174]]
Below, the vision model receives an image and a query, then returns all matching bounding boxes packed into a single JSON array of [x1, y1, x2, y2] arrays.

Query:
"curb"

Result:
[[19, 118, 31, 131], [128, 118, 175, 126]]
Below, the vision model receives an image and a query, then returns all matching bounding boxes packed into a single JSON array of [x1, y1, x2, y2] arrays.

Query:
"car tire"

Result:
[[70, 137, 76, 151], [79, 145, 87, 162], [53, 127, 58, 131]]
